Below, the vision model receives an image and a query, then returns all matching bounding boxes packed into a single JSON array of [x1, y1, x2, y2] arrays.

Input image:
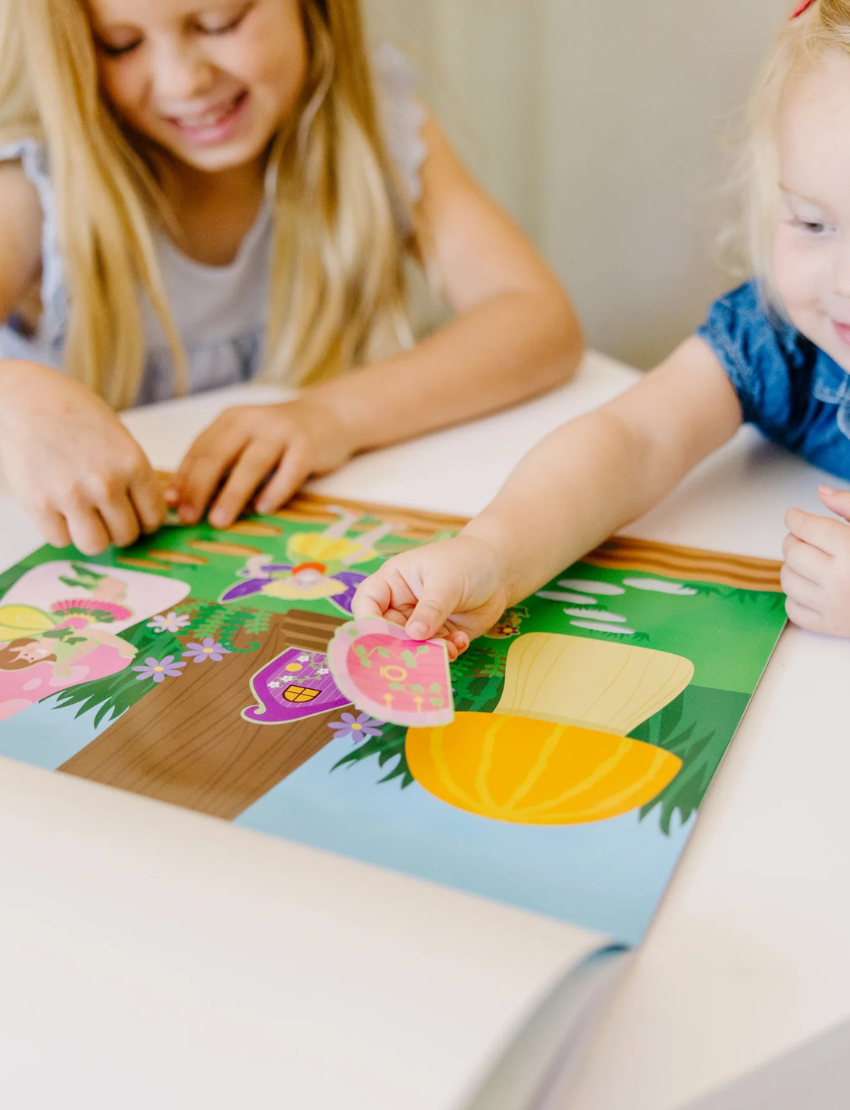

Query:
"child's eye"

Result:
[[197, 3, 253, 35], [97, 38, 143, 58], [793, 218, 834, 236]]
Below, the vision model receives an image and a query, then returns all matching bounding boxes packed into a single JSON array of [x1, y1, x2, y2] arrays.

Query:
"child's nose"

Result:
[[150, 39, 215, 105]]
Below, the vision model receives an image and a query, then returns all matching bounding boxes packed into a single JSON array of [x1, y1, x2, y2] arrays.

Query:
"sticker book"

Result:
[[0, 494, 787, 948]]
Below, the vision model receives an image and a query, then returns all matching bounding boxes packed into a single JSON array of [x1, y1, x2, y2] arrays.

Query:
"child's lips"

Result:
[[166, 91, 249, 146], [833, 319, 850, 347]]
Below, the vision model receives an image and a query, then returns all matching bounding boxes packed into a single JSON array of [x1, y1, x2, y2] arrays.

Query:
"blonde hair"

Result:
[[746, 0, 850, 307], [0, 0, 425, 409]]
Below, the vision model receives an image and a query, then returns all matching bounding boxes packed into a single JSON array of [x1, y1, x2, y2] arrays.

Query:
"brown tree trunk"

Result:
[[60, 610, 349, 820]]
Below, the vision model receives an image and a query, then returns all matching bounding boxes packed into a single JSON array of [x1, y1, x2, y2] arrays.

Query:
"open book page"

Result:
[[0, 755, 609, 1110]]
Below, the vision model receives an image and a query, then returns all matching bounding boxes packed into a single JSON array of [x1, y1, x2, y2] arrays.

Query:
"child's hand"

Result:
[[169, 397, 357, 528], [351, 535, 511, 660], [782, 485, 850, 635], [0, 361, 165, 555]]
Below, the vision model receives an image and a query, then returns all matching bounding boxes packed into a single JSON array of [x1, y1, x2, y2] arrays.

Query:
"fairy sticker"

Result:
[[0, 600, 138, 722], [220, 507, 399, 615], [0, 561, 190, 723], [0, 561, 190, 635]]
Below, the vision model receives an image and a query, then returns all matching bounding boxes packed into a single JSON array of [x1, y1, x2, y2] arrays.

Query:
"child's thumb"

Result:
[[406, 592, 455, 642], [819, 484, 850, 522]]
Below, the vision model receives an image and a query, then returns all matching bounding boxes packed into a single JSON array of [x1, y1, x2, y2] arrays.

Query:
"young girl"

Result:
[[0, 0, 581, 557], [354, 0, 850, 650]]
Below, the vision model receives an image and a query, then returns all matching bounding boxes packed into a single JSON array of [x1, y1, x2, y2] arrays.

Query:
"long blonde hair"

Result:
[[0, 0, 424, 409], [746, 0, 850, 307]]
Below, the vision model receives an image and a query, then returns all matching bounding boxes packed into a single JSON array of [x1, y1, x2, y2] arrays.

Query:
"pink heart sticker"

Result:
[[327, 618, 454, 728]]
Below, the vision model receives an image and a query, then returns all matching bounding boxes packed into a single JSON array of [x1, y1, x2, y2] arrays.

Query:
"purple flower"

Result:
[[328, 711, 383, 743], [132, 655, 187, 683], [183, 637, 231, 664]]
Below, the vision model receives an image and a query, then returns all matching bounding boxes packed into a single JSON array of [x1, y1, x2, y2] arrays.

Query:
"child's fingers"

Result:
[[208, 441, 282, 528], [254, 448, 310, 515], [819, 485, 850, 522], [174, 423, 247, 524], [130, 473, 167, 535], [785, 508, 845, 555], [98, 489, 142, 549], [351, 573, 393, 619], [785, 596, 822, 633], [67, 506, 111, 557], [406, 588, 459, 641], [782, 533, 832, 582], [447, 630, 470, 656], [34, 506, 72, 549], [780, 563, 823, 609]]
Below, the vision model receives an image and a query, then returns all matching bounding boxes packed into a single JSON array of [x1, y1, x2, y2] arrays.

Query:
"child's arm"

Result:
[[0, 164, 165, 555], [353, 337, 744, 646], [172, 115, 583, 528]]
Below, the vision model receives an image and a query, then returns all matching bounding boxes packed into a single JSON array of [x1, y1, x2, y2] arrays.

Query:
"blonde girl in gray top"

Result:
[[0, 0, 581, 554]]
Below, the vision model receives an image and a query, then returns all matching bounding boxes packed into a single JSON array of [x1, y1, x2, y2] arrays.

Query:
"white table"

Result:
[[0, 350, 847, 1110]]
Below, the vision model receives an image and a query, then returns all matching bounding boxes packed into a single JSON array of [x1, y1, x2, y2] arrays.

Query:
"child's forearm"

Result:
[[458, 339, 745, 605], [310, 285, 583, 454], [459, 408, 690, 606]]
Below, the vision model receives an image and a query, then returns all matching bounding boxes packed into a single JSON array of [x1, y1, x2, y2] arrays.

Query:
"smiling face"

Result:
[[773, 49, 850, 371], [86, 0, 309, 175]]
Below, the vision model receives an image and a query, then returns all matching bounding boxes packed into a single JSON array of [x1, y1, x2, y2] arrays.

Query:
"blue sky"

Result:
[[0, 698, 695, 946], [236, 734, 695, 946]]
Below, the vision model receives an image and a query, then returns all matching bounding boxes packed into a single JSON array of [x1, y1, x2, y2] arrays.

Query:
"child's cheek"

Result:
[[773, 228, 825, 320]]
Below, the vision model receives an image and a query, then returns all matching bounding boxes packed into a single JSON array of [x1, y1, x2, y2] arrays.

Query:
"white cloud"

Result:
[[536, 590, 597, 605], [623, 577, 698, 596], [558, 578, 625, 596], [564, 608, 627, 623]]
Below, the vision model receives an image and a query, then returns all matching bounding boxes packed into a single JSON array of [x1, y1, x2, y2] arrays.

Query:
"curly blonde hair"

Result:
[[0, 0, 425, 408]]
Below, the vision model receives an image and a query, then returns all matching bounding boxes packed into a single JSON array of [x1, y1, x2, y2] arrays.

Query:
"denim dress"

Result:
[[697, 280, 850, 479], [0, 46, 426, 407]]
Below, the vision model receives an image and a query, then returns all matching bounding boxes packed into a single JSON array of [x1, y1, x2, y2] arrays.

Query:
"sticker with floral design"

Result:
[[327, 618, 454, 728]]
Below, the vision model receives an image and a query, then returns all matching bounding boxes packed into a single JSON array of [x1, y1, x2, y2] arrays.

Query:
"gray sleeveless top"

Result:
[[0, 46, 426, 406]]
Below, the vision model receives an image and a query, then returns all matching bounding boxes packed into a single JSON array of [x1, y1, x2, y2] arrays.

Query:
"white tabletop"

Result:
[[1, 350, 848, 1109]]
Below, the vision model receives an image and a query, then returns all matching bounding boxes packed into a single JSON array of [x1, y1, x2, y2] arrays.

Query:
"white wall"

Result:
[[365, 0, 787, 369]]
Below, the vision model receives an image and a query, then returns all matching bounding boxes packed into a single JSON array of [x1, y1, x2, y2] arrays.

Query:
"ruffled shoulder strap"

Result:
[[0, 137, 67, 352], [372, 44, 427, 204]]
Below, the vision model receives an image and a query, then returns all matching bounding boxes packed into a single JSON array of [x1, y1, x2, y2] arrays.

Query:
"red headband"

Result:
[[792, 0, 816, 16]]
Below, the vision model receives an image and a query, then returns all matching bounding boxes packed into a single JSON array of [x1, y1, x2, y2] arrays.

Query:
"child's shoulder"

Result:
[[697, 280, 850, 475], [372, 45, 427, 204], [698, 279, 809, 379]]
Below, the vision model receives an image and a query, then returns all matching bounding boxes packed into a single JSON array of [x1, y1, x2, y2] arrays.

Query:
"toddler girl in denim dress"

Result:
[[0, 1, 581, 557], [353, 0, 850, 653]]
